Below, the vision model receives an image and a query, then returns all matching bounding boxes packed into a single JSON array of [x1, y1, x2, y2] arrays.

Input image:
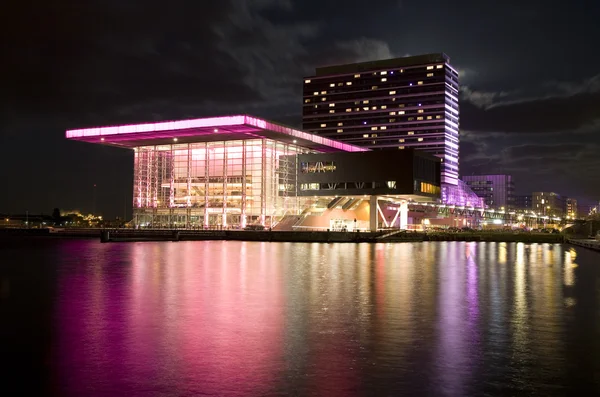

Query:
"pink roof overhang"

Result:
[[65, 115, 369, 153]]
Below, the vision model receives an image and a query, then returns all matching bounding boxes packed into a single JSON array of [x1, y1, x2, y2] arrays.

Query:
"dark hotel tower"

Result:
[[303, 53, 459, 186]]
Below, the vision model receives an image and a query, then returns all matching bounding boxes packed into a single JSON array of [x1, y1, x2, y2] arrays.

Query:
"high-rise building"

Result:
[[302, 53, 459, 186], [514, 194, 532, 210], [532, 192, 564, 217], [462, 174, 515, 208], [565, 197, 578, 219]]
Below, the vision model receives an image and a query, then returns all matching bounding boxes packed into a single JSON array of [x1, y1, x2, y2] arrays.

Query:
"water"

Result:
[[1, 239, 599, 396]]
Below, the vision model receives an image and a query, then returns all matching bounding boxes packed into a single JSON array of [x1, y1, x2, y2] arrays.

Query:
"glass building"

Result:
[[462, 174, 515, 208], [66, 115, 367, 228]]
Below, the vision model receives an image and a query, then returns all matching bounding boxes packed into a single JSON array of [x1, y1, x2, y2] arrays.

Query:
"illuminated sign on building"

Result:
[[300, 161, 337, 173]]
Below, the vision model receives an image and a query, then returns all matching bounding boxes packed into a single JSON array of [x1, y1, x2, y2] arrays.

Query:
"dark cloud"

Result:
[[460, 90, 600, 134]]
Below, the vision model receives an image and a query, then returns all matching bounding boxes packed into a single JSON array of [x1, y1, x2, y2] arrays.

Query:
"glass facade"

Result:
[[441, 180, 485, 208], [132, 139, 313, 228]]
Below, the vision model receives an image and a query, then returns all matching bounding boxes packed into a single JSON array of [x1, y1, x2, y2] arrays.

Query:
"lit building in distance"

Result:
[[463, 174, 515, 208], [514, 194, 532, 210], [66, 115, 440, 230], [532, 192, 564, 217], [565, 197, 578, 219], [303, 53, 459, 185]]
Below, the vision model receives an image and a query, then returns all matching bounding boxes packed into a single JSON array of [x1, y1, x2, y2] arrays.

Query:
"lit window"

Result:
[[399, 111, 405, 115], [427, 73, 434, 77], [371, 106, 377, 110], [417, 116, 424, 120], [346, 108, 352, 112], [436, 64, 443, 69], [381, 71, 387, 75], [371, 126, 378, 130], [435, 115, 442, 119], [363, 134, 369, 138], [320, 124, 326, 127], [329, 103, 335, 107], [389, 118, 396, 122], [399, 104, 404, 107], [389, 90, 396, 95], [330, 83, 335, 87], [363, 100, 369, 104], [392, 98, 396, 101], [354, 74, 360, 78], [408, 117, 414, 121], [363, 107, 369, 111], [304, 99, 310, 103], [399, 139, 405, 143], [381, 78, 387, 82], [371, 134, 377, 137], [399, 146, 405, 150], [390, 111, 396, 115], [338, 82, 343, 86], [337, 129, 343, 133], [321, 91, 327, 94], [408, 131, 414, 135], [426, 116, 432, 120], [337, 122, 343, 126], [313, 91, 318, 95], [427, 66, 434, 70], [418, 109, 424, 113], [418, 137, 424, 142], [381, 105, 387, 109], [314, 105, 318, 108], [346, 82, 352, 86], [355, 108, 360, 111], [371, 86, 378, 90], [380, 126, 387, 130], [321, 97, 326, 101], [417, 81, 423, 85], [400, 69, 404, 73], [329, 110, 335, 113], [305, 79, 312, 83]]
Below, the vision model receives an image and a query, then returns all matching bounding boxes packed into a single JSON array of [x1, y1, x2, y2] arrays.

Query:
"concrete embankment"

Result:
[[567, 238, 600, 252]]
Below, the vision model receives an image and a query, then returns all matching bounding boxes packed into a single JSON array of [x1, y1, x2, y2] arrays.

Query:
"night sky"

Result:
[[2, 0, 599, 218]]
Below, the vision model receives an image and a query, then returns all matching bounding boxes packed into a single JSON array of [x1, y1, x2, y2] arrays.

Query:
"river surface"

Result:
[[1, 238, 599, 396]]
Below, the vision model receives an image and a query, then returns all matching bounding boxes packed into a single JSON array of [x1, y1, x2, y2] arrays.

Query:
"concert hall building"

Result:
[[66, 115, 441, 231]]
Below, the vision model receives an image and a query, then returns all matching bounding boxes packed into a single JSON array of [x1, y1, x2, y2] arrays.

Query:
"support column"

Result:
[[369, 195, 378, 232], [186, 144, 191, 228], [399, 200, 408, 230], [204, 143, 209, 228], [241, 141, 247, 229], [260, 139, 266, 226], [222, 145, 228, 228]]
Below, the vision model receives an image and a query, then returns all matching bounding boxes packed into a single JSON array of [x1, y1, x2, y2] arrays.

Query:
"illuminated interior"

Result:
[[132, 139, 313, 228]]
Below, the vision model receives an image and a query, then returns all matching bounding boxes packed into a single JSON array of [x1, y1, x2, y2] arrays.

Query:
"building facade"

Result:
[[462, 174, 515, 208], [302, 53, 460, 186], [514, 194, 532, 210], [565, 197, 578, 219], [532, 192, 564, 217]]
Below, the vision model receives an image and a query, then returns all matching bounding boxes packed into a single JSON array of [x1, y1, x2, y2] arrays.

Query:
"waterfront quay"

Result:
[[1, 227, 569, 244]]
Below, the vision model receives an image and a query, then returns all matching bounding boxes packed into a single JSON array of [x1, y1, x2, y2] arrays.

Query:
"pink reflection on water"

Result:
[[56, 241, 284, 396]]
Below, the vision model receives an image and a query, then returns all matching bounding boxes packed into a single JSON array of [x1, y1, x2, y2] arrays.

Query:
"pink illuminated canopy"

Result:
[[66, 115, 368, 153]]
